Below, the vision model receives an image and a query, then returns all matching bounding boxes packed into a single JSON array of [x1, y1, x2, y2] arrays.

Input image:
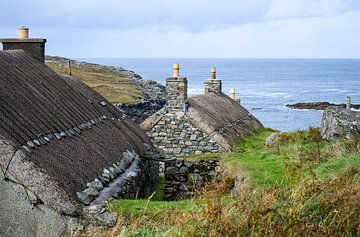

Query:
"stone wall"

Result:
[[166, 77, 187, 112], [2, 41, 46, 62], [77, 150, 159, 206], [204, 79, 222, 94], [164, 158, 221, 200], [147, 113, 222, 156]]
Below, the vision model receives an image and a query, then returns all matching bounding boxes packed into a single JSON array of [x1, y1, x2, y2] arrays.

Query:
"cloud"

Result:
[[1, 0, 359, 57], [265, 0, 360, 20], [0, 0, 270, 31], [36, 9, 360, 58]]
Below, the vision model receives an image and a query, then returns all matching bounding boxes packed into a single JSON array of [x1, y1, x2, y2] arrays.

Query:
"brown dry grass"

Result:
[[47, 62, 143, 104]]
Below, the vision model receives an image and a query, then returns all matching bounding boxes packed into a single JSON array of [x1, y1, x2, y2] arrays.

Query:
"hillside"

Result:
[[46, 56, 166, 122], [46, 56, 143, 104]]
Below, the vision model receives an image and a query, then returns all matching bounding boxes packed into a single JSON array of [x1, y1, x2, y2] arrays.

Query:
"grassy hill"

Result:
[[90, 128, 359, 237], [46, 57, 143, 104]]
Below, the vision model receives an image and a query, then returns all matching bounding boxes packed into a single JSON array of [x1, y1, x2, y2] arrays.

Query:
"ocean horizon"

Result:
[[79, 58, 360, 132]]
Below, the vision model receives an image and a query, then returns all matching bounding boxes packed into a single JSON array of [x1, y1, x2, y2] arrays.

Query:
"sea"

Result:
[[80, 58, 360, 132]]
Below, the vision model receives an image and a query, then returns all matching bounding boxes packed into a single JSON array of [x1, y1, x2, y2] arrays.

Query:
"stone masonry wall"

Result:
[[3, 42, 45, 62], [165, 158, 221, 200], [204, 79, 222, 94], [166, 77, 187, 112], [147, 113, 222, 156]]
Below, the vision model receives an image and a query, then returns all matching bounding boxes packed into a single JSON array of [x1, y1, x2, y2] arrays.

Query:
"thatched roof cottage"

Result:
[[141, 64, 263, 156], [0, 30, 159, 237]]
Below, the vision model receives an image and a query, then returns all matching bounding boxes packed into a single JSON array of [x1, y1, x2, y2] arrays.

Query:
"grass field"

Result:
[[47, 62, 143, 104], [89, 128, 359, 236]]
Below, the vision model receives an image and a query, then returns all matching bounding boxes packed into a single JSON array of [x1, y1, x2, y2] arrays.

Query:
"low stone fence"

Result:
[[164, 157, 221, 200]]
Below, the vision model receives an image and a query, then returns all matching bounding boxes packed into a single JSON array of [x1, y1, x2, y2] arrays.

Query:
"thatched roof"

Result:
[[187, 92, 263, 151], [0, 50, 151, 214], [141, 92, 262, 152]]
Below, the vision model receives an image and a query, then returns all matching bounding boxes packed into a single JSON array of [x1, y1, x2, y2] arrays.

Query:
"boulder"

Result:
[[264, 133, 278, 146], [320, 106, 360, 141]]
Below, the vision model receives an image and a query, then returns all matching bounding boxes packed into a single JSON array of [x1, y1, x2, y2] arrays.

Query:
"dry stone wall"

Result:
[[147, 113, 221, 156], [77, 150, 159, 206], [164, 158, 221, 200]]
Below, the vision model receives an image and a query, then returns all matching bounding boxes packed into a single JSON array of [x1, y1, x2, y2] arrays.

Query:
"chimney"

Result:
[[166, 64, 188, 112], [230, 88, 241, 104], [18, 26, 29, 39], [0, 27, 47, 63], [204, 67, 222, 94]]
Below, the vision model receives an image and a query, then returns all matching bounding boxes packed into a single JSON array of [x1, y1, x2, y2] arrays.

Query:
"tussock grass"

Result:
[[89, 128, 360, 236]]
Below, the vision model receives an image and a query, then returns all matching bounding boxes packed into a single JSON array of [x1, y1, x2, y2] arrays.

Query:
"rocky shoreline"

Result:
[[116, 79, 165, 123], [286, 102, 360, 110], [46, 56, 166, 123]]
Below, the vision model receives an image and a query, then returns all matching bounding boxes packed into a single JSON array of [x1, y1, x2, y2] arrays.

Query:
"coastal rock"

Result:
[[116, 79, 166, 123], [286, 102, 360, 110], [320, 106, 360, 141]]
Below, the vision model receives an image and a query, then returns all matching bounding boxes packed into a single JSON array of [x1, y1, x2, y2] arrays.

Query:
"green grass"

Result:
[[107, 174, 198, 218], [315, 154, 360, 180], [226, 127, 360, 187], [228, 128, 288, 187], [152, 174, 165, 201], [96, 128, 360, 237], [111, 199, 198, 218]]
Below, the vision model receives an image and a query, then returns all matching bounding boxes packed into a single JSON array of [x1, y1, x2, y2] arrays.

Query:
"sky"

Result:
[[0, 0, 360, 58]]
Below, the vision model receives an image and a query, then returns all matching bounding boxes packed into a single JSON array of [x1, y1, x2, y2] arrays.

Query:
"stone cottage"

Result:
[[0, 29, 159, 237], [141, 64, 263, 156]]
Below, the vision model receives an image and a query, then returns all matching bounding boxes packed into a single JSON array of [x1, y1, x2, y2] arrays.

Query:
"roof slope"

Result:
[[0, 50, 151, 214], [187, 92, 262, 151]]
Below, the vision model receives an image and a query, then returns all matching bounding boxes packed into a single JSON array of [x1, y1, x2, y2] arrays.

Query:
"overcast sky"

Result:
[[1, 0, 359, 58]]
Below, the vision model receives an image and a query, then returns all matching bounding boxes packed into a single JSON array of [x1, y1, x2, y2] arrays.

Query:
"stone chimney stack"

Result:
[[0, 27, 47, 63], [204, 67, 222, 94], [166, 64, 188, 112]]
